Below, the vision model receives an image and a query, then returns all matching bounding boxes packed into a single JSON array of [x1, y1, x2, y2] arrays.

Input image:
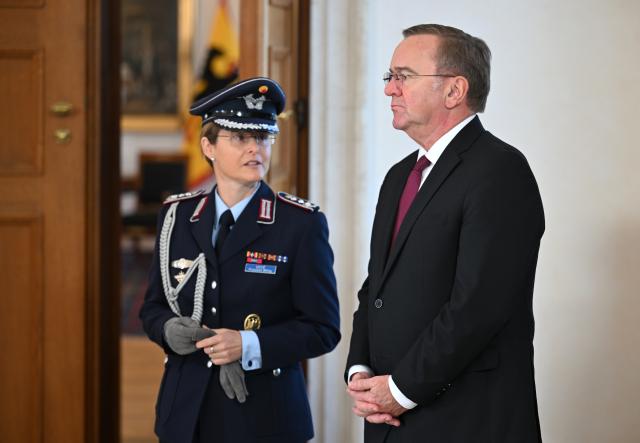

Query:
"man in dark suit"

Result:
[[345, 24, 545, 442]]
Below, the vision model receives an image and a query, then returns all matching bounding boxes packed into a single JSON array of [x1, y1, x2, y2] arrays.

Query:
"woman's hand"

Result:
[[196, 328, 242, 365]]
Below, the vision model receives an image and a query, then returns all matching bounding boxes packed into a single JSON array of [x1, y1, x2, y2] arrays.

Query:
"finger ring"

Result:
[[209, 346, 214, 353]]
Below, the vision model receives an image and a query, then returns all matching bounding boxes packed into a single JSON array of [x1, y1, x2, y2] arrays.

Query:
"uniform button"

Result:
[[211, 280, 217, 289], [272, 368, 281, 377], [211, 307, 217, 315], [207, 361, 213, 368], [374, 298, 383, 309]]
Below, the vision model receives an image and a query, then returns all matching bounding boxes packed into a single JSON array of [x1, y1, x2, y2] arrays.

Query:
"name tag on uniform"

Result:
[[244, 263, 277, 275]]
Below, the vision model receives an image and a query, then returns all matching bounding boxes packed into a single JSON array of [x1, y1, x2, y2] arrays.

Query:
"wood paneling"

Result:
[[0, 49, 43, 175], [85, 0, 121, 441], [268, 45, 294, 192], [0, 0, 44, 8], [0, 0, 118, 441], [240, 0, 304, 195], [0, 206, 43, 443]]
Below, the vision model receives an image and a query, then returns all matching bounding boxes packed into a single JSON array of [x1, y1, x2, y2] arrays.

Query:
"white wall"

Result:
[[310, 0, 640, 442]]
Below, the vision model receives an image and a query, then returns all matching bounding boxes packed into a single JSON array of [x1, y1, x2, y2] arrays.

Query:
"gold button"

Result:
[[244, 313, 262, 330]]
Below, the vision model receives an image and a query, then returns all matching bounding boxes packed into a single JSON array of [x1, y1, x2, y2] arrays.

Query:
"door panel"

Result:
[[240, 0, 303, 195], [0, 205, 43, 443], [0, 49, 43, 174]]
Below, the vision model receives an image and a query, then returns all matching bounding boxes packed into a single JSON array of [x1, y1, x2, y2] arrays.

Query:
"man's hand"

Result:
[[347, 374, 405, 427], [196, 328, 242, 365], [347, 372, 379, 419]]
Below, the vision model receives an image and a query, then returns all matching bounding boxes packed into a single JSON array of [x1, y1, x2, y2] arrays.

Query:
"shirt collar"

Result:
[[213, 184, 259, 227], [417, 114, 476, 164]]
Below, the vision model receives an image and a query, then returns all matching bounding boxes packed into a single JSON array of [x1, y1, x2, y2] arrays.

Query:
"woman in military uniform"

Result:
[[139, 77, 340, 443]]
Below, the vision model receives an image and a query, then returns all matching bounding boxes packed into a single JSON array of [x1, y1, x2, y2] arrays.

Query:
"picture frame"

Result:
[[121, 0, 193, 132]]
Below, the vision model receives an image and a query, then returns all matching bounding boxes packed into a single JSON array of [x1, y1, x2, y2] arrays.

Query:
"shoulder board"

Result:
[[277, 192, 319, 212], [163, 189, 205, 205]]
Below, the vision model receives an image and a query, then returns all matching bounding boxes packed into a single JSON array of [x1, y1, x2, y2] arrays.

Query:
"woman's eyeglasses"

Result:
[[217, 132, 277, 147]]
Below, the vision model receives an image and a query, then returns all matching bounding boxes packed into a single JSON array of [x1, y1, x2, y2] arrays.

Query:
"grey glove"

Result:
[[163, 316, 215, 355], [219, 361, 249, 403]]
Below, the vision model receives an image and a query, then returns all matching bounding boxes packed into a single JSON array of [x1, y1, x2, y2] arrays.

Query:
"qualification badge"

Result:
[[172, 258, 194, 269], [172, 258, 193, 284], [244, 314, 262, 331]]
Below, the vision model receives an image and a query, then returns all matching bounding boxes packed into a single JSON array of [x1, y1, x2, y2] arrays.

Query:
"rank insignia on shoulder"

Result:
[[277, 192, 319, 212], [163, 189, 205, 205]]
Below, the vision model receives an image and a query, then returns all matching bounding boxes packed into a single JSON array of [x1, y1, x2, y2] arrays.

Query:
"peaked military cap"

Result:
[[189, 77, 286, 134]]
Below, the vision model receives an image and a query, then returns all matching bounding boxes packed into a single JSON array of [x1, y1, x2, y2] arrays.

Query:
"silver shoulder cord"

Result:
[[159, 202, 206, 323]]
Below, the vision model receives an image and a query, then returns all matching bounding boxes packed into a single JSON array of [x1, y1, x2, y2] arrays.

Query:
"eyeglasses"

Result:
[[383, 71, 455, 86], [217, 132, 276, 147]]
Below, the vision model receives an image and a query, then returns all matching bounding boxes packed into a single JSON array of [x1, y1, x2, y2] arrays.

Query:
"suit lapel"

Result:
[[380, 117, 485, 285], [218, 182, 273, 264], [190, 194, 218, 267]]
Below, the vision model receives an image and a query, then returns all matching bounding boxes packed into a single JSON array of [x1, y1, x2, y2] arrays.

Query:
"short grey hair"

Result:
[[403, 24, 491, 112]]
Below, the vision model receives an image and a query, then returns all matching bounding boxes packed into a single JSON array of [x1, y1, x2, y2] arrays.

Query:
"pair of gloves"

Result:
[[163, 316, 249, 403]]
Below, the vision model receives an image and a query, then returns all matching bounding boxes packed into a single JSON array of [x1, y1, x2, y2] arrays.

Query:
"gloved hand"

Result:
[[219, 361, 249, 403], [163, 316, 215, 355]]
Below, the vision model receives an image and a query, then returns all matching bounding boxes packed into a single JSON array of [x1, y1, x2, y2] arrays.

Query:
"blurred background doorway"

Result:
[[118, 1, 310, 441]]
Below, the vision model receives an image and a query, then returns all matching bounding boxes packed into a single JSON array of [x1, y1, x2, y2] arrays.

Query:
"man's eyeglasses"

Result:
[[383, 71, 455, 86], [217, 132, 277, 147]]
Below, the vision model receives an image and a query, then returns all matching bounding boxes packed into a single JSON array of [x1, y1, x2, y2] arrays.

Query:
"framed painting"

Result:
[[121, 0, 192, 131]]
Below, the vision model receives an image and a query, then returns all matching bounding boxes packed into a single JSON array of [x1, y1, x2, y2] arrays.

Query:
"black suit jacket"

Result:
[[346, 117, 545, 443], [140, 182, 340, 443]]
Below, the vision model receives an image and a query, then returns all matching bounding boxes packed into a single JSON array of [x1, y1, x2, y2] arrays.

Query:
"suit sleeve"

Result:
[[344, 276, 371, 382], [256, 211, 341, 369], [392, 153, 545, 404], [138, 205, 179, 355]]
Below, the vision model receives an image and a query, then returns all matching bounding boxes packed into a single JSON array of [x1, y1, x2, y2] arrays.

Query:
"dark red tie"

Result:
[[392, 156, 431, 242]]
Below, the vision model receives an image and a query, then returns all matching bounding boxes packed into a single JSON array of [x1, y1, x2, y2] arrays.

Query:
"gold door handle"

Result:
[[54, 128, 72, 144], [51, 101, 73, 116]]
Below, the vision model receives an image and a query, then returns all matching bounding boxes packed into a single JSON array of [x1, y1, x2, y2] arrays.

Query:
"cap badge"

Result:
[[243, 94, 266, 110], [258, 85, 269, 94]]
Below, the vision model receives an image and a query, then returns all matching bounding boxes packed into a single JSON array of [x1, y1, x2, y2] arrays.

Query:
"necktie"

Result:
[[392, 156, 431, 242], [215, 209, 235, 256]]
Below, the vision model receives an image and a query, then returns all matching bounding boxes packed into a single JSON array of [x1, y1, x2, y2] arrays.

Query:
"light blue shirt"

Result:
[[212, 185, 262, 371]]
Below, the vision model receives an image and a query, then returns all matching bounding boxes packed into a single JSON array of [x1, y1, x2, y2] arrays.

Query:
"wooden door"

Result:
[[0, 1, 117, 442], [240, 0, 309, 196]]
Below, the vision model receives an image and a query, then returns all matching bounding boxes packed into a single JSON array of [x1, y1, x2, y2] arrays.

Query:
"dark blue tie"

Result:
[[215, 209, 235, 256]]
